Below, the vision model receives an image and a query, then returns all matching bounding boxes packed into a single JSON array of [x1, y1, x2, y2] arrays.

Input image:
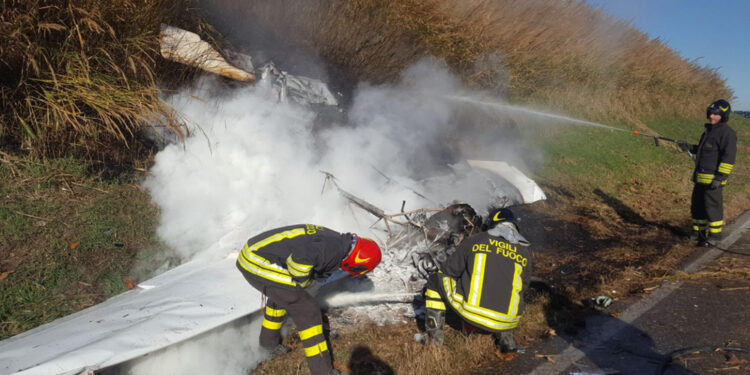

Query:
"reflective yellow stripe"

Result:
[[238, 252, 296, 286], [507, 263, 524, 316], [303, 341, 328, 357], [265, 306, 286, 318], [709, 220, 724, 227], [696, 173, 714, 184], [425, 289, 441, 299], [298, 324, 324, 341], [286, 255, 313, 277], [426, 300, 446, 310], [468, 254, 486, 306], [262, 319, 283, 330], [718, 163, 734, 174], [692, 225, 701, 231], [238, 228, 307, 286], [249, 228, 306, 252], [441, 277, 520, 330], [709, 227, 723, 234]]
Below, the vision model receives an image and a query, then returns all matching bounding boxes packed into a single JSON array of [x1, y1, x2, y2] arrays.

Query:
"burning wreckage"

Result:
[[0, 26, 546, 375]]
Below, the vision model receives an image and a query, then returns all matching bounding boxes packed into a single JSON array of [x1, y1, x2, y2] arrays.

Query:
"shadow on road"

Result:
[[531, 281, 697, 375]]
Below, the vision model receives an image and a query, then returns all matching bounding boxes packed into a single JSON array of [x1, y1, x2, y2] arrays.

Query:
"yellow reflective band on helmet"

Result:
[[425, 289, 441, 299], [298, 324, 324, 341], [507, 263, 524, 317], [262, 318, 283, 330], [304, 341, 329, 357], [426, 300, 446, 310], [286, 255, 313, 278], [719, 105, 729, 112], [718, 163, 734, 174], [265, 306, 286, 318], [493, 211, 506, 222], [468, 253, 486, 306]]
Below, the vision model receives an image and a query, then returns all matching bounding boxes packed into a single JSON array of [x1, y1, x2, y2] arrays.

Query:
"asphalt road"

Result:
[[475, 214, 750, 375]]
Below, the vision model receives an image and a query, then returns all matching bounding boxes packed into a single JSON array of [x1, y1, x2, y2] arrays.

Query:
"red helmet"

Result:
[[341, 235, 382, 276]]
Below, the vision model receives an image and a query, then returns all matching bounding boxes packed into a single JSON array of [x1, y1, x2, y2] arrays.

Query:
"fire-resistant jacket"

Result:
[[236, 224, 353, 290], [439, 231, 532, 332], [691, 122, 737, 185]]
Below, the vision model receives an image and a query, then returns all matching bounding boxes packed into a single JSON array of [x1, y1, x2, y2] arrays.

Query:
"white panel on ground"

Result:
[[467, 160, 547, 204], [0, 255, 260, 375]]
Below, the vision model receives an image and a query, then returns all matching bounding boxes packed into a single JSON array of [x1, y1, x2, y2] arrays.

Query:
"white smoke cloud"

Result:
[[121, 315, 267, 374], [134, 58, 532, 375], [144, 58, 526, 261]]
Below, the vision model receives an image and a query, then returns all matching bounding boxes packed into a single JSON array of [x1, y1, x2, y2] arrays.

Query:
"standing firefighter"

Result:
[[421, 208, 532, 353], [679, 99, 737, 246], [236, 224, 382, 375]]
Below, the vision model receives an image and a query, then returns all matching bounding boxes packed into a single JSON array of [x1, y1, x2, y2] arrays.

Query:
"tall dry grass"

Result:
[[206, 0, 731, 125], [0, 0, 205, 160]]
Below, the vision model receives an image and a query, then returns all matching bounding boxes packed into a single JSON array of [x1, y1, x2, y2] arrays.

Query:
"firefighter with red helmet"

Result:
[[236, 224, 382, 375], [421, 208, 532, 353], [678, 99, 737, 246]]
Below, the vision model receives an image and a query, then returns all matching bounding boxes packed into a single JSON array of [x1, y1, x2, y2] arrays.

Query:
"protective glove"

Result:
[[709, 179, 722, 190], [677, 141, 691, 153], [302, 280, 321, 296]]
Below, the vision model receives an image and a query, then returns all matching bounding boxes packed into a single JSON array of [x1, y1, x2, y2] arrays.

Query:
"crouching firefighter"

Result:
[[422, 208, 532, 353], [678, 99, 737, 247], [236, 224, 382, 375]]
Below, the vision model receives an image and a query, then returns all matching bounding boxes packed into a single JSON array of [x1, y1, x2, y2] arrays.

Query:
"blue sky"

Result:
[[584, 0, 750, 110]]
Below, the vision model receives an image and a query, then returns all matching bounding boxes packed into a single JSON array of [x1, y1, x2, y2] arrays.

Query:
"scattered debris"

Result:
[[0, 271, 12, 282], [725, 353, 748, 366], [70, 241, 81, 250], [123, 277, 137, 290], [159, 24, 255, 82], [542, 328, 558, 338], [494, 349, 519, 361], [535, 353, 557, 363]]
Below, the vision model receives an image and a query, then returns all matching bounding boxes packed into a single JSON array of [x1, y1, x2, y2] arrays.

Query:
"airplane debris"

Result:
[[159, 24, 256, 82]]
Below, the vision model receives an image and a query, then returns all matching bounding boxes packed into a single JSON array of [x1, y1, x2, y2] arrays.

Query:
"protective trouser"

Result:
[[243, 274, 332, 375], [423, 273, 516, 349], [690, 184, 724, 240], [423, 274, 447, 345]]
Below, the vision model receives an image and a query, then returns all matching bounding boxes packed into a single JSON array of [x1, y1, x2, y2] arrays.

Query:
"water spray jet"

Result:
[[440, 94, 627, 132]]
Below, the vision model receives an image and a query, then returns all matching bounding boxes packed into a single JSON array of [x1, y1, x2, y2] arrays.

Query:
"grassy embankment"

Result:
[[1, 0, 748, 373], [0, 0, 205, 339]]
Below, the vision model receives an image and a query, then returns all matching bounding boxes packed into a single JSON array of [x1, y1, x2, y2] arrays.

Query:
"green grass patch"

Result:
[[0, 156, 165, 339]]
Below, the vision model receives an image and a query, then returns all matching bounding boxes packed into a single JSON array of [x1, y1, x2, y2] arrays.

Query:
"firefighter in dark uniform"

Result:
[[422, 208, 532, 352], [679, 99, 737, 246], [236, 224, 382, 375]]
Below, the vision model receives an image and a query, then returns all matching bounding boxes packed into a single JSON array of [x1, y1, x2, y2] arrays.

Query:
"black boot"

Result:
[[494, 330, 518, 353], [424, 309, 445, 346], [705, 232, 723, 247], [696, 229, 710, 247]]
